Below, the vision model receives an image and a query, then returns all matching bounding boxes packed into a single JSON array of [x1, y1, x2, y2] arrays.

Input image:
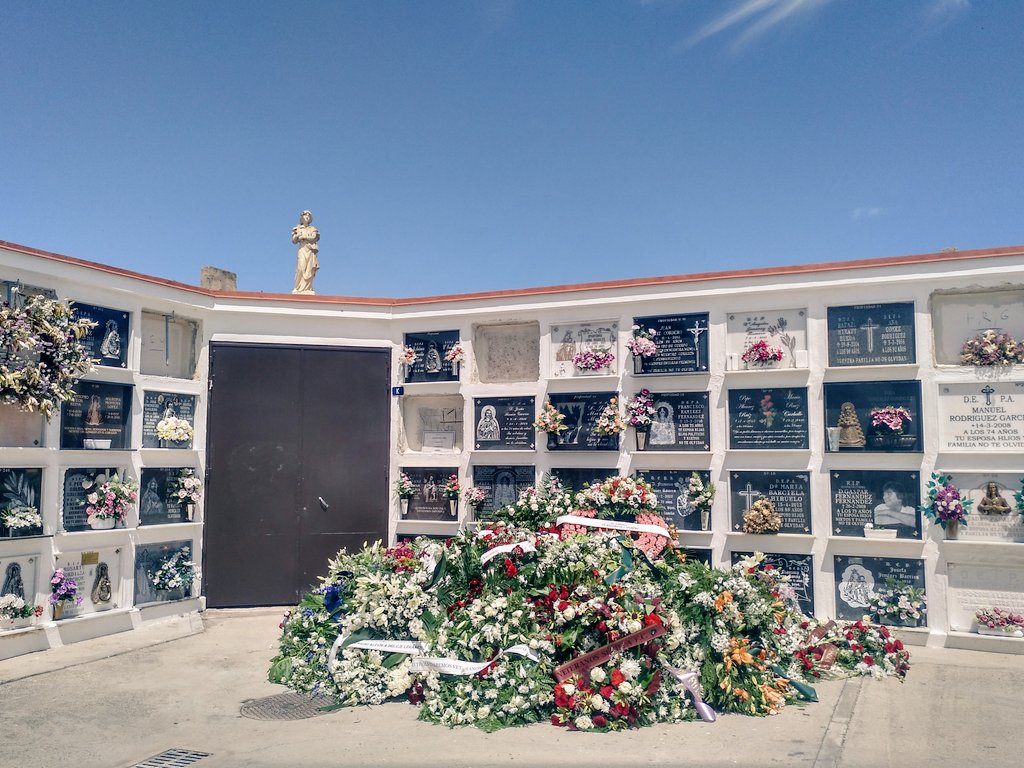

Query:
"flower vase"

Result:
[[186, 504, 195, 521], [576, 366, 607, 376], [400, 498, 409, 517], [700, 509, 710, 531], [52, 602, 65, 621], [635, 430, 649, 451], [448, 498, 458, 518], [547, 433, 559, 450], [89, 517, 116, 530], [633, 356, 644, 375], [945, 519, 959, 540], [452, 361, 460, 379]]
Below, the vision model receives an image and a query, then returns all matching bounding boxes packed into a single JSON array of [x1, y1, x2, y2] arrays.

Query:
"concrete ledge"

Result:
[[945, 629, 1024, 654]]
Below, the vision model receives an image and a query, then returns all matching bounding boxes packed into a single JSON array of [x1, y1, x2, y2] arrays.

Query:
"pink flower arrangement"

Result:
[[85, 474, 138, 524], [398, 345, 417, 365], [593, 397, 625, 435], [463, 486, 488, 507], [573, 348, 615, 371], [444, 343, 465, 364], [960, 329, 1024, 366], [870, 406, 912, 435], [975, 607, 1024, 630], [625, 389, 656, 431], [626, 325, 658, 358], [741, 339, 784, 366]]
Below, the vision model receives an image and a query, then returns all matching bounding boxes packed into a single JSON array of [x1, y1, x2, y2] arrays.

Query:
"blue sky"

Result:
[[1, 1, 1021, 298]]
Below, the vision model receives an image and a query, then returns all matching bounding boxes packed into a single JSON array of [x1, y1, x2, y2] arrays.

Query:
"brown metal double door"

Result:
[[204, 343, 390, 606]]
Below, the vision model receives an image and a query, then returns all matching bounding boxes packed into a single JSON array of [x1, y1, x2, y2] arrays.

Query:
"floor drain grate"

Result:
[[131, 749, 211, 767], [239, 691, 336, 721]]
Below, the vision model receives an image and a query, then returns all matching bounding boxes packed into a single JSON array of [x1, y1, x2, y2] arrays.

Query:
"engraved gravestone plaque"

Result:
[[73, 302, 130, 368], [547, 392, 620, 451], [60, 382, 132, 450], [645, 392, 710, 451], [473, 397, 535, 450], [142, 391, 197, 448], [637, 469, 711, 531], [631, 313, 709, 374], [833, 556, 925, 625], [827, 302, 915, 367], [727, 387, 808, 450], [729, 471, 811, 533], [732, 551, 815, 615], [403, 330, 461, 383], [829, 470, 921, 539], [471, 465, 536, 519]]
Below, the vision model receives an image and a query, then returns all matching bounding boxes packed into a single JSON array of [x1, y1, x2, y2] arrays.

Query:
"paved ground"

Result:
[[1, 608, 1023, 768]]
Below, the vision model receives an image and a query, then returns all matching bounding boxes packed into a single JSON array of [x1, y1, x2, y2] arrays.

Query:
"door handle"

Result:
[[318, 496, 330, 511]]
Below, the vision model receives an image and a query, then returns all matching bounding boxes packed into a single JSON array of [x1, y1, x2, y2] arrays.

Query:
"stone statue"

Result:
[[291, 210, 320, 294], [978, 482, 1011, 514], [837, 402, 866, 448]]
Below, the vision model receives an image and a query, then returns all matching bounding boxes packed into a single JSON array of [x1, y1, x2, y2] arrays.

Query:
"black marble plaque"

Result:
[[644, 392, 711, 451], [471, 465, 536, 519], [2, 280, 56, 308], [0, 467, 43, 537], [732, 551, 815, 615], [404, 330, 461, 383], [823, 380, 923, 453], [833, 555, 926, 625], [826, 302, 916, 367], [546, 392, 620, 451], [60, 382, 133, 450], [636, 469, 711, 531], [680, 548, 713, 567], [551, 468, 618, 494], [830, 470, 921, 539], [73, 302, 130, 368], [729, 471, 811, 534], [631, 313, 709, 374], [401, 467, 460, 521], [139, 468, 192, 525], [135, 539, 193, 604], [141, 391, 197, 448], [473, 397, 536, 450], [61, 467, 121, 532], [727, 387, 809, 450]]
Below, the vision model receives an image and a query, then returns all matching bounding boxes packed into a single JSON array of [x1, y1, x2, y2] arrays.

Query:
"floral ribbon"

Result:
[[555, 515, 670, 538], [327, 634, 430, 672], [661, 661, 717, 723], [479, 540, 537, 566], [409, 644, 540, 676]]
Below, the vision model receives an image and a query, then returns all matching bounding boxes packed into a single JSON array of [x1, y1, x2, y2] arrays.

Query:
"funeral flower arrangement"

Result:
[[399, 345, 417, 365], [625, 389, 656, 432], [2, 505, 42, 531], [593, 397, 625, 436], [85, 474, 138, 525], [742, 497, 781, 535], [270, 517, 913, 731], [0, 295, 96, 418], [741, 340, 784, 366], [463, 486, 488, 508], [572, 348, 615, 371], [49, 568, 82, 606], [156, 416, 193, 443], [444, 343, 465, 364], [869, 406, 912, 435], [920, 472, 971, 530], [625, 325, 658, 358], [974, 607, 1024, 634], [394, 472, 415, 499], [0, 594, 43, 621], [960, 329, 1023, 367], [686, 472, 715, 513], [533, 400, 567, 435], [489, 475, 574, 530], [151, 546, 199, 592], [865, 578, 926, 628], [442, 475, 461, 499], [169, 469, 203, 505]]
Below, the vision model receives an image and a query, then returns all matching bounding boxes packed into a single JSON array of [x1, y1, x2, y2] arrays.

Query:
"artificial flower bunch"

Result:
[[2, 505, 42, 531], [960, 329, 1023, 367], [741, 340, 784, 366], [625, 389, 656, 431], [49, 567, 82, 606], [574, 475, 659, 518], [865, 578, 926, 628], [463, 485, 488, 507], [686, 472, 715, 513], [442, 474, 461, 499], [0, 594, 43, 621], [974, 607, 1024, 631], [0, 295, 96, 418], [169, 468, 203, 505], [742, 497, 781, 534], [156, 416, 193, 443], [489, 475, 575, 530], [151, 546, 199, 592], [593, 397, 625, 436], [394, 472, 415, 499], [920, 472, 971, 530], [790, 618, 911, 681], [399, 345, 417, 365], [869, 406, 912, 435], [85, 474, 138, 525], [269, 482, 914, 732], [572, 348, 615, 371], [444, 343, 465, 364], [533, 400, 567, 435], [626, 325, 658, 358]]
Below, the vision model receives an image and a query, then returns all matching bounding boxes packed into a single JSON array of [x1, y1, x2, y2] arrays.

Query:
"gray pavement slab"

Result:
[[1, 609, 1023, 768]]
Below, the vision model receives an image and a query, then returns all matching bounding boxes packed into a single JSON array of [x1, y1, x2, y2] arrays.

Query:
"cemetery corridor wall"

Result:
[[2, 239, 1024, 657]]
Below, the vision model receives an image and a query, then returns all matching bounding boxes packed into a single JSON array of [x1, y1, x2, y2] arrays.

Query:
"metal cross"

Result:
[[860, 317, 880, 353], [688, 321, 706, 367], [981, 385, 995, 405]]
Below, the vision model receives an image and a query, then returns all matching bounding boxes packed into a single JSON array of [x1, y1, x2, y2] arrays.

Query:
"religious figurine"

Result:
[[424, 342, 442, 373], [291, 210, 320, 295], [99, 319, 121, 359], [837, 402, 866, 448], [977, 482, 1011, 514], [91, 562, 112, 604]]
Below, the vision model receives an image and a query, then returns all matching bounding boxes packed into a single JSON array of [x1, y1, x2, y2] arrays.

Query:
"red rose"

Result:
[[894, 639, 904, 651], [611, 669, 625, 686], [863, 654, 874, 666], [644, 613, 662, 626], [592, 715, 608, 728]]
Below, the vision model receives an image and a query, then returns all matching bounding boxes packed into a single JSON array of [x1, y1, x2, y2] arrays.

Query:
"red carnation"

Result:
[[600, 685, 614, 699], [611, 669, 625, 686], [644, 613, 662, 626], [592, 715, 608, 728], [863, 654, 874, 666]]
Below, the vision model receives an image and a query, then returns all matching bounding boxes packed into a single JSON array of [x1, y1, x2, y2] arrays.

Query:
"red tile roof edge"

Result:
[[3, 239, 1023, 308]]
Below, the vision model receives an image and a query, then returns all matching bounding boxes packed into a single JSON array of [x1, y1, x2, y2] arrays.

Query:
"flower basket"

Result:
[[89, 517, 116, 530], [741, 340, 784, 369], [572, 348, 614, 375]]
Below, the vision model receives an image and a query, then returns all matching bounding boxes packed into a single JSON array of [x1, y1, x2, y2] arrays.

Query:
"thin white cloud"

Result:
[[679, 0, 832, 51], [927, 0, 970, 23], [850, 207, 887, 221]]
